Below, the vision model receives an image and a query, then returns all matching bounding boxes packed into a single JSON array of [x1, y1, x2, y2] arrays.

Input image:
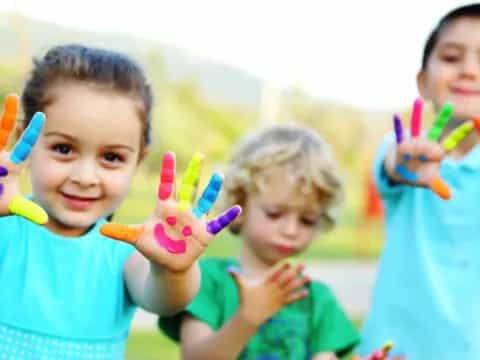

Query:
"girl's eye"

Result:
[[103, 152, 124, 163], [52, 144, 72, 155]]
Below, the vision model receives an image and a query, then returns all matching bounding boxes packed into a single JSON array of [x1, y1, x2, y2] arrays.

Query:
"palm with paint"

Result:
[[386, 98, 480, 200], [101, 152, 241, 272], [0, 94, 48, 224]]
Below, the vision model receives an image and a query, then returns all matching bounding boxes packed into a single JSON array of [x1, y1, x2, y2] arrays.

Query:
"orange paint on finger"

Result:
[[474, 117, 480, 133], [0, 95, 18, 149], [430, 177, 451, 200], [100, 223, 144, 244]]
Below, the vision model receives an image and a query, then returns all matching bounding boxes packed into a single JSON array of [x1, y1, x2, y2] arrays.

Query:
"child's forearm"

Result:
[[124, 253, 201, 315], [182, 311, 260, 360]]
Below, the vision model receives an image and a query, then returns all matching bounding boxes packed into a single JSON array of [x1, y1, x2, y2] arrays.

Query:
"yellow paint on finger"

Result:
[[178, 152, 204, 211], [8, 195, 48, 225], [442, 121, 474, 152]]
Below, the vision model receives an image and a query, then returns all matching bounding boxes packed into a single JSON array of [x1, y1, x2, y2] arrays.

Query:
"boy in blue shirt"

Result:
[[359, 4, 480, 359]]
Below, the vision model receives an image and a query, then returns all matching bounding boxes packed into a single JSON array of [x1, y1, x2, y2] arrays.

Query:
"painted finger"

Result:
[[10, 112, 45, 165], [0, 94, 18, 150], [227, 265, 246, 288], [283, 274, 310, 294], [426, 102, 453, 141], [393, 114, 403, 144], [178, 152, 204, 212], [192, 172, 223, 218], [8, 195, 48, 225], [100, 223, 145, 244], [410, 98, 423, 138], [279, 263, 305, 287], [442, 121, 474, 152], [285, 289, 308, 304], [267, 261, 291, 283], [370, 341, 394, 360], [474, 117, 480, 133], [429, 177, 451, 200], [206, 205, 241, 235], [158, 152, 176, 200], [395, 164, 418, 182]]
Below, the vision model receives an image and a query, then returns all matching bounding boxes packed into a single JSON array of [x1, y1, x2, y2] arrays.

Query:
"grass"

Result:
[[125, 331, 179, 360]]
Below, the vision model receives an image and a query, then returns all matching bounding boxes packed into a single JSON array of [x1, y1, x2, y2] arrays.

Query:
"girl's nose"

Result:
[[70, 159, 100, 186]]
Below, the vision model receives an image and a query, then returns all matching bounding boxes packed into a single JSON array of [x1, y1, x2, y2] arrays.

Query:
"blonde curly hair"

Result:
[[221, 124, 344, 234]]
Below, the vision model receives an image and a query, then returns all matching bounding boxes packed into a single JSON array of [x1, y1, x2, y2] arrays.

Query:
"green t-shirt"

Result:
[[159, 258, 359, 359]]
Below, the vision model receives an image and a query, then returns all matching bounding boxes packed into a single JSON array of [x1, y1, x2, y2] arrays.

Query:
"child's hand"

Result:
[[228, 261, 309, 327], [100, 151, 241, 273], [0, 94, 47, 224], [385, 98, 477, 200], [353, 341, 404, 360]]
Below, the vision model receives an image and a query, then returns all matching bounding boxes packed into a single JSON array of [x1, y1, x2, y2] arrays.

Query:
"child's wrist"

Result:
[[150, 260, 198, 277], [236, 306, 265, 330]]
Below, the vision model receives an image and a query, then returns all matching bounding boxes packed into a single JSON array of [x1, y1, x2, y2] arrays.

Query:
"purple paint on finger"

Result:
[[0, 183, 3, 196], [393, 114, 403, 144], [207, 205, 241, 234], [0, 166, 7, 177]]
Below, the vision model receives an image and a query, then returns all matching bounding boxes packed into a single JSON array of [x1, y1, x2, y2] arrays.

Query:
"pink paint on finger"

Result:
[[158, 152, 175, 200], [154, 223, 186, 254], [410, 97, 423, 137]]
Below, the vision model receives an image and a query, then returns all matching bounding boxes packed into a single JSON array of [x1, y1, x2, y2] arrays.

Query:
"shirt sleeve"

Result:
[[158, 260, 222, 342], [373, 133, 408, 198], [309, 282, 360, 357]]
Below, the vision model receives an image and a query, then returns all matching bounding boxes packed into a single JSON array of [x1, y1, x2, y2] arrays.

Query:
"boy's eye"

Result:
[[440, 53, 461, 63], [52, 144, 72, 155], [264, 209, 282, 220], [103, 152, 124, 163], [300, 217, 318, 227]]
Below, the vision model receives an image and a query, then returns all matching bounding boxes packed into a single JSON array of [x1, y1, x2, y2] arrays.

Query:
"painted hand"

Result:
[[228, 261, 310, 327], [353, 341, 398, 360], [390, 98, 476, 200], [100, 151, 241, 272], [0, 94, 47, 224]]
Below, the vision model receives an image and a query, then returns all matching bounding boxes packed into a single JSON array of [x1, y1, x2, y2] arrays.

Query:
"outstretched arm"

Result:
[[102, 152, 240, 314]]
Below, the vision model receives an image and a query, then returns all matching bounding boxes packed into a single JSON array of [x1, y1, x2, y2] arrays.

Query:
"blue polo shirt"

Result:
[[358, 134, 480, 360]]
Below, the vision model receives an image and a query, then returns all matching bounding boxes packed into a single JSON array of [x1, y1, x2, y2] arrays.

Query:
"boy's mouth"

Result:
[[450, 86, 480, 96], [274, 244, 297, 255]]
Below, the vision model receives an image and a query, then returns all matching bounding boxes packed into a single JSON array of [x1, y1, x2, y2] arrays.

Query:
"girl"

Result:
[[159, 124, 360, 359], [0, 44, 239, 359]]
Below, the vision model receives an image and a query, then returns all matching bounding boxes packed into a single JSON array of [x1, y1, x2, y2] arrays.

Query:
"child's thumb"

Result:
[[227, 265, 244, 287], [100, 223, 144, 245]]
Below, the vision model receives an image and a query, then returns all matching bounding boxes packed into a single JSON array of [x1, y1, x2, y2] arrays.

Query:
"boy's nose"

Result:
[[281, 214, 300, 237], [70, 159, 100, 186], [460, 53, 480, 79]]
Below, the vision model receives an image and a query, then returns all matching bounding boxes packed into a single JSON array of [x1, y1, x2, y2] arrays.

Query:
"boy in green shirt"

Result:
[[159, 125, 359, 359]]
